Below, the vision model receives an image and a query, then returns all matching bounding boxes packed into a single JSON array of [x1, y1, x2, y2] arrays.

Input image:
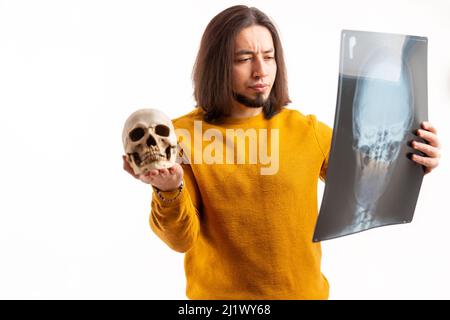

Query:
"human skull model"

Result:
[[122, 109, 177, 175]]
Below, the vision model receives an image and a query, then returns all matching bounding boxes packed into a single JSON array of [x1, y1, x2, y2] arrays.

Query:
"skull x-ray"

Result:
[[313, 30, 428, 241]]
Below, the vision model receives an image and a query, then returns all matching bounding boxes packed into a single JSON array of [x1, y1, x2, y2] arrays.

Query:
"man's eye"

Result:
[[265, 56, 274, 60], [238, 58, 251, 62]]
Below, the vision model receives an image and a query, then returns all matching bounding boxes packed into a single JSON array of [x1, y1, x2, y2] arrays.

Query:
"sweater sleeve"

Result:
[[149, 162, 202, 253], [311, 117, 333, 182]]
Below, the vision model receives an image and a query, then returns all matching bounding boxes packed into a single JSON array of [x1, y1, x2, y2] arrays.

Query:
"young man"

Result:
[[123, 6, 441, 299]]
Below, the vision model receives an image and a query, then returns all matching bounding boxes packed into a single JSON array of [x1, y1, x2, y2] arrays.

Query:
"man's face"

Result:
[[232, 25, 277, 108]]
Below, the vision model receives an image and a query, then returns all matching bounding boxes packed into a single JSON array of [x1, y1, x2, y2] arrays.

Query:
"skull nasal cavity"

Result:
[[147, 135, 157, 146]]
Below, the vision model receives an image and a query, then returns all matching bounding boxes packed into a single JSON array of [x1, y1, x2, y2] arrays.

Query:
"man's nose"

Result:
[[252, 56, 268, 78]]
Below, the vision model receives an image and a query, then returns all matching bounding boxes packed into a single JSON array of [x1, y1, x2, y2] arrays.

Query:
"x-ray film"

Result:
[[313, 30, 428, 242]]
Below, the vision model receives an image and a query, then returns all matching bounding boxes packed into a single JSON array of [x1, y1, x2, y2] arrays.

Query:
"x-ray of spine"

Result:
[[313, 30, 428, 241]]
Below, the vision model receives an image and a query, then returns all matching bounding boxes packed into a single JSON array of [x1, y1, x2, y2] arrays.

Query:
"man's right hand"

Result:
[[122, 155, 184, 191]]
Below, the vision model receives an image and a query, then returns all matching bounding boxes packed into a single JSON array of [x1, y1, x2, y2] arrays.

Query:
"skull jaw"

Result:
[[351, 149, 396, 231], [353, 155, 391, 205], [130, 159, 175, 176], [128, 146, 177, 176]]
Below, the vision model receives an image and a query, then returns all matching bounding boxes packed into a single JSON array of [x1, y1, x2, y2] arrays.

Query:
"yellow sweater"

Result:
[[150, 107, 332, 299]]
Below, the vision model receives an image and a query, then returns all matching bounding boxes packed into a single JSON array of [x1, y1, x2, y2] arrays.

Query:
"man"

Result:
[[123, 5, 440, 299]]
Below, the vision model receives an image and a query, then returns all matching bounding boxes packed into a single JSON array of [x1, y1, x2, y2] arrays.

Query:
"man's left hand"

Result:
[[411, 121, 441, 174]]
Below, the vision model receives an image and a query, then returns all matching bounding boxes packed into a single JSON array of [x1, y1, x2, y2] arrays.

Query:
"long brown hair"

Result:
[[192, 5, 291, 123]]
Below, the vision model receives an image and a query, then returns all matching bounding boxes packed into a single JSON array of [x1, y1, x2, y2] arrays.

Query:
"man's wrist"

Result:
[[155, 181, 183, 192], [153, 181, 184, 202]]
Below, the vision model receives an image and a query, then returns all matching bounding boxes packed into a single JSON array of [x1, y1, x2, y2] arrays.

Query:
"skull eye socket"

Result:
[[155, 124, 170, 137], [129, 127, 145, 142]]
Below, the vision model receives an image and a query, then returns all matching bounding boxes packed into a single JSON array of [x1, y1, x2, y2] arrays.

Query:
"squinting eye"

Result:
[[238, 58, 251, 62], [265, 56, 274, 60]]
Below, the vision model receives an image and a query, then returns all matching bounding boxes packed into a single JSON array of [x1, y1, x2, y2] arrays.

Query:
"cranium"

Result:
[[351, 46, 414, 230], [122, 109, 177, 175]]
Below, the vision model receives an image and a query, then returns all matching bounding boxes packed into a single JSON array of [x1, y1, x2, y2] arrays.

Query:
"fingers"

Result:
[[158, 168, 169, 177], [144, 167, 178, 178], [123, 154, 183, 187], [122, 155, 139, 179], [170, 163, 183, 175], [122, 155, 129, 171], [411, 154, 438, 174], [417, 128, 441, 148], [165, 163, 182, 175], [411, 122, 441, 175], [411, 141, 441, 158], [421, 121, 437, 134], [140, 175, 154, 184]]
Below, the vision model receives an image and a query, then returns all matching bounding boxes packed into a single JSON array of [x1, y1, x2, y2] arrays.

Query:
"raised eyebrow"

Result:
[[235, 48, 274, 55]]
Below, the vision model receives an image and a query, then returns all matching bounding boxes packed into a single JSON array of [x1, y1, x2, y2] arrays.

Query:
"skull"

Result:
[[122, 109, 177, 175], [351, 47, 414, 230]]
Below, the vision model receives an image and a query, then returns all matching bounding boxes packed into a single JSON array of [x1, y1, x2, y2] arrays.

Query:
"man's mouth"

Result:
[[249, 84, 268, 92]]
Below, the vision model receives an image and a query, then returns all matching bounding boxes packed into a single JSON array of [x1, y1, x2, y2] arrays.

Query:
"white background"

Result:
[[0, 0, 449, 299]]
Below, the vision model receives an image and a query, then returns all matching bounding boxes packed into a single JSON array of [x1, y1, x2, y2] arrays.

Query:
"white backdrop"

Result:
[[0, 0, 449, 299]]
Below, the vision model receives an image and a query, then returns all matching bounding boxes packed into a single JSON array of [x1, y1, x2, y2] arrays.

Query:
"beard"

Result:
[[233, 92, 270, 109]]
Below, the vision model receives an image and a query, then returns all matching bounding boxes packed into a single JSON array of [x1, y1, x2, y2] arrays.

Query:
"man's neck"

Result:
[[229, 103, 263, 119]]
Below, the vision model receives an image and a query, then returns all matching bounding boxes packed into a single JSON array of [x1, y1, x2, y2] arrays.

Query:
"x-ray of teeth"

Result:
[[313, 30, 428, 242]]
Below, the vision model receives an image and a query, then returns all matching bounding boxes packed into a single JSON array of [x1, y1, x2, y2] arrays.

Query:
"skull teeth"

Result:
[[141, 152, 166, 164]]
